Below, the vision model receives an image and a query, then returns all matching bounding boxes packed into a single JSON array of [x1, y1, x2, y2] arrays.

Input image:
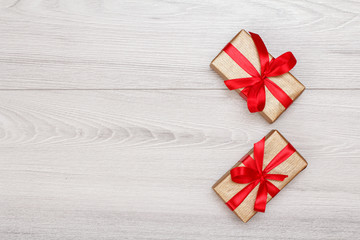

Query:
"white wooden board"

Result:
[[0, 0, 359, 89], [0, 0, 359, 239], [0, 90, 359, 239]]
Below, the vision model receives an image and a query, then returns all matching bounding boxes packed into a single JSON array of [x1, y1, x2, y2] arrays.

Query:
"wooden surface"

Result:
[[0, 0, 359, 239]]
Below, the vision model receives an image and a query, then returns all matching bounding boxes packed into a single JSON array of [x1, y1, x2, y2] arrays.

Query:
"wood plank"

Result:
[[0, 89, 359, 239], [0, 0, 359, 89]]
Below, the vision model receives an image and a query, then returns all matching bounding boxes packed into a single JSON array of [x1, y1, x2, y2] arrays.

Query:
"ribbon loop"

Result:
[[224, 77, 260, 90], [266, 52, 297, 77], [230, 167, 259, 184], [247, 83, 266, 113], [223, 32, 296, 112]]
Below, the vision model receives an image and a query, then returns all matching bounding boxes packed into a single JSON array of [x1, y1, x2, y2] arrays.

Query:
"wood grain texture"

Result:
[[0, 90, 359, 239], [0, 0, 359, 239], [0, 0, 359, 89]]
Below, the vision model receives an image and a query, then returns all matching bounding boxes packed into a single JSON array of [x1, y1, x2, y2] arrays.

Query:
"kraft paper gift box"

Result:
[[210, 30, 305, 123], [212, 130, 307, 223]]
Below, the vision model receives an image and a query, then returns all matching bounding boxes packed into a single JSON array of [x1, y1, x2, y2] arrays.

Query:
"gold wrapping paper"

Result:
[[210, 30, 305, 123], [212, 130, 307, 223]]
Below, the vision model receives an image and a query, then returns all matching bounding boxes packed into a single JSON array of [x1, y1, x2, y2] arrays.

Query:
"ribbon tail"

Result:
[[265, 174, 288, 181], [230, 166, 259, 184], [226, 181, 258, 211], [265, 79, 293, 109], [254, 181, 268, 212], [265, 181, 281, 198]]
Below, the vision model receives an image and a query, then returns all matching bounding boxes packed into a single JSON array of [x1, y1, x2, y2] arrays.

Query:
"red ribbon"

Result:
[[226, 137, 296, 212], [223, 32, 296, 113]]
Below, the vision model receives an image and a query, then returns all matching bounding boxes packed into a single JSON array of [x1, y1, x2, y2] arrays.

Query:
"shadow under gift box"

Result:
[[212, 130, 307, 223], [210, 30, 305, 123]]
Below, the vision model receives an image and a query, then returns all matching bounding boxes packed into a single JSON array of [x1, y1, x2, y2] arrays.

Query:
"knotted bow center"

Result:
[[259, 173, 265, 182], [260, 73, 267, 81], [254, 74, 267, 86]]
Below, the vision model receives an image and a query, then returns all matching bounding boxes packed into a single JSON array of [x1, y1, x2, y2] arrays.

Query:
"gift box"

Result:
[[210, 30, 305, 123], [212, 130, 307, 222]]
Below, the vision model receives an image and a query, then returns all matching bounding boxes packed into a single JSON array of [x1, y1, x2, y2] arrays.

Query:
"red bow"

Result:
[[223, 32, 296, 113], [226, 137, 296, 212]]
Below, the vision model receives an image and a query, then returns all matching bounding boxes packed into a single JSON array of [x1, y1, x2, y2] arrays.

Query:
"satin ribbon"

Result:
[[223, 32, 296, 113], [226, 137, 296, 212]]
